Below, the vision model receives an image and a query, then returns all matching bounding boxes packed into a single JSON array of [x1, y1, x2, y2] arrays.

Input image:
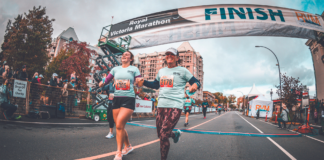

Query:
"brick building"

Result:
[[134, 42, 204, 100], [203, 91, 215, 102]]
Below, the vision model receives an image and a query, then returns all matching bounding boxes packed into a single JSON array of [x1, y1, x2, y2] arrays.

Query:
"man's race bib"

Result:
[[115, 79, 130, 90], [109, 93, 114, 100], [185, 99, 191, 103], [160, 75, 174, 88]]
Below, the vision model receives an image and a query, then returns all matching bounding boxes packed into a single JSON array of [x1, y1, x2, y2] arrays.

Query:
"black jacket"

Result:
[[19, 71, 28, 80]]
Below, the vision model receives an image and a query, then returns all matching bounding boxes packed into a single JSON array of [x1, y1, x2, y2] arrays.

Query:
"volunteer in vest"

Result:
[[202, 99, 209, 119], [99, 51, 141, 160], [137, 47, 201, 160], [184, 95, 195, 127]]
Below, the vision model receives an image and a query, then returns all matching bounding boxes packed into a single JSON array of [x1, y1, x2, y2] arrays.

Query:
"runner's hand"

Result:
[[136, 77, 144, 87], [189, 83, 198, 93], [99, 82, 104, 87]]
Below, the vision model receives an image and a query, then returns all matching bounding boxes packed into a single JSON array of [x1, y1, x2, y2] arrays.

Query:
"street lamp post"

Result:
[[270, 88, 273, 100], [256, 46, 282, 111]]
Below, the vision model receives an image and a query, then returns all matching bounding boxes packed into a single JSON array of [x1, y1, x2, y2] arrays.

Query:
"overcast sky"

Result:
[[1, 0, 323, 101]]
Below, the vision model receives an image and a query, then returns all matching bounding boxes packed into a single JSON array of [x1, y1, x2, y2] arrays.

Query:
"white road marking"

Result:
[[236, 113, 297, 160], [249, 113, 324, 145]]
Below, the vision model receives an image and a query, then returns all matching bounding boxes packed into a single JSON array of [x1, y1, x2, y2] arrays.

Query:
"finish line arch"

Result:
[[98, 4, 324, 100]]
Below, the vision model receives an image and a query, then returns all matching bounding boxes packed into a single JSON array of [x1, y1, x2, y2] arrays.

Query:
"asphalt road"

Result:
[[1, 111, 324, 160]]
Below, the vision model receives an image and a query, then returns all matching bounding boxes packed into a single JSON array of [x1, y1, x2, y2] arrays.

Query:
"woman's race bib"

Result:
[[160, 75, 174, 88], [115, 79, 130, 90], [109, 93, 114, 100]]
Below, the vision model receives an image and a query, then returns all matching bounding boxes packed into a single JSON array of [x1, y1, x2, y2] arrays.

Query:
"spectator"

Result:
[[47, 73, 58, 105], [0, 61, 6, 76], [57, 76, 63, 88], [2, 65, 10, 79], [66, 78, 76, 115], [38, 74, 44, 84], [30, 72, 40, 108], [70, 71, 76, 81], [13, 69, 19, 79], [18, 65, 28, 81], [61, 79, 69, 104], [278, 106, 289, 129], [1, 79, 18, 120], [144, 94, 149, 100]]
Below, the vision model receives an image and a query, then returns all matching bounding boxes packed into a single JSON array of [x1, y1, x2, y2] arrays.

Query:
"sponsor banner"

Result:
[[109, 9, 193, 38], [134, 99, 152, 113], [250, 100, 273, 118], [13, 80, 27, 98], [124, 4, 324, 49]]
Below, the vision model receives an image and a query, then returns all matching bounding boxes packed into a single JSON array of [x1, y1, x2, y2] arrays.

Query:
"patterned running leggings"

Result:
[[156, 108, 182, 160]]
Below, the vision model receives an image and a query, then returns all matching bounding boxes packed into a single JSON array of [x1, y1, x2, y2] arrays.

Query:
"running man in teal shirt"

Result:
[[184, 95, 195, 127], [202, 99, 209, 119]]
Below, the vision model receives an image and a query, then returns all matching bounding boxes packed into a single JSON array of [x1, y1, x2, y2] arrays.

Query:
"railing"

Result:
[[0, 76, 91, 117]]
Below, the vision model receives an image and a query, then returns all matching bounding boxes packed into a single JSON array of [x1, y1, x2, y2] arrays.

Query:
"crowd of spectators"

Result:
[[0, 61, 84, 119]]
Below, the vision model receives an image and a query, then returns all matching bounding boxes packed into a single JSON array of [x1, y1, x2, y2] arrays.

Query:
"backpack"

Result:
[[283, 109, 290, 121]]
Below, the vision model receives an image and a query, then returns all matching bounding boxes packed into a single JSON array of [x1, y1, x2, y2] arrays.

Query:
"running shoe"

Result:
[[184, 123, 187, 127], [3, 112, 8, 120], [277, 127, 282, 129], [204, 117, 206, 119], [114, 151, 123, 160], [106, 132, 114, 139], [122, 145, 133, 155], [172, 129, 181, 143]]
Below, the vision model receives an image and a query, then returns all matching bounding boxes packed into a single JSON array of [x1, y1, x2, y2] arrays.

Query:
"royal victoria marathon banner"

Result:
[[108, 4, 324, 49]]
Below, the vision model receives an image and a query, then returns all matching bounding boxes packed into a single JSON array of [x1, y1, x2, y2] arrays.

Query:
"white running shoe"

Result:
[[106, 132, 114, 139], [122, 145, 134, 155]]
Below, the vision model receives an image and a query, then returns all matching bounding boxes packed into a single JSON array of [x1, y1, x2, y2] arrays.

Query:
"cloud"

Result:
[[0, 0, 322, 100]]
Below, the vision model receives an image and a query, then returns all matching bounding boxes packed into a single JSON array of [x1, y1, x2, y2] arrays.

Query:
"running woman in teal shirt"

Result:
[[184, 95, 195, 127], [100, 51, 141, 160], [137, 47, 201, 160]]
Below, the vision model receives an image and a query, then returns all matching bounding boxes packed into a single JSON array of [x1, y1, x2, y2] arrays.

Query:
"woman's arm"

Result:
[[104, 73, 114, 86], [143, 79, 160, 89]]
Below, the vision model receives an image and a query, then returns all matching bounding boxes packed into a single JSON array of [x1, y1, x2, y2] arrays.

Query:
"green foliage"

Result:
[[228, 94, 236, 104], [1, 6, 54, 78], [45, 49, 73, 82]]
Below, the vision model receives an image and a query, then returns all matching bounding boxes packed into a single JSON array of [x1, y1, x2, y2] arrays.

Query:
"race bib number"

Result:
[[160, 75, 174, 88], [185, 99, 191, 103], [115, 79, 130, 90], [109, 93, 114, 100]]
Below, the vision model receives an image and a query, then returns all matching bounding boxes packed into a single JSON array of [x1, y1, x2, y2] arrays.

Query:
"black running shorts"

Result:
[[184, 110, 191, 114], [112, 97, 135, 110]]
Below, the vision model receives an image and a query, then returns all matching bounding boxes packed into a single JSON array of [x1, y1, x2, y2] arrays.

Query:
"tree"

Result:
[[275, 73, 303, 111], [213, 92, 223, 104], [59, 40, 97, 90], [228, 94, 237, 104], [1, 6, 54, 78], [45, 48, 74, 82]]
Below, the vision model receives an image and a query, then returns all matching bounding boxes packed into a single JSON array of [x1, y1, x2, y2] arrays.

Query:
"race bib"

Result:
[[185, 99, 191, 103], [160, 75, 174, 88], [115, 79, 130, 90], [109, 93, 114, 100]]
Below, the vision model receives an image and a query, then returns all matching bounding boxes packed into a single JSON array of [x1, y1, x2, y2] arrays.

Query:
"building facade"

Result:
[[47, 27, 107, 88], [306, 12, 324, 101], [203, 91, 215, 102], [134, 42, 204, 100]]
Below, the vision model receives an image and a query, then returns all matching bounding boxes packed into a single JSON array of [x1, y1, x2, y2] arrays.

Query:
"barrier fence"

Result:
[[0, 76, 89, 117], [1, 76, 220, 118]]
